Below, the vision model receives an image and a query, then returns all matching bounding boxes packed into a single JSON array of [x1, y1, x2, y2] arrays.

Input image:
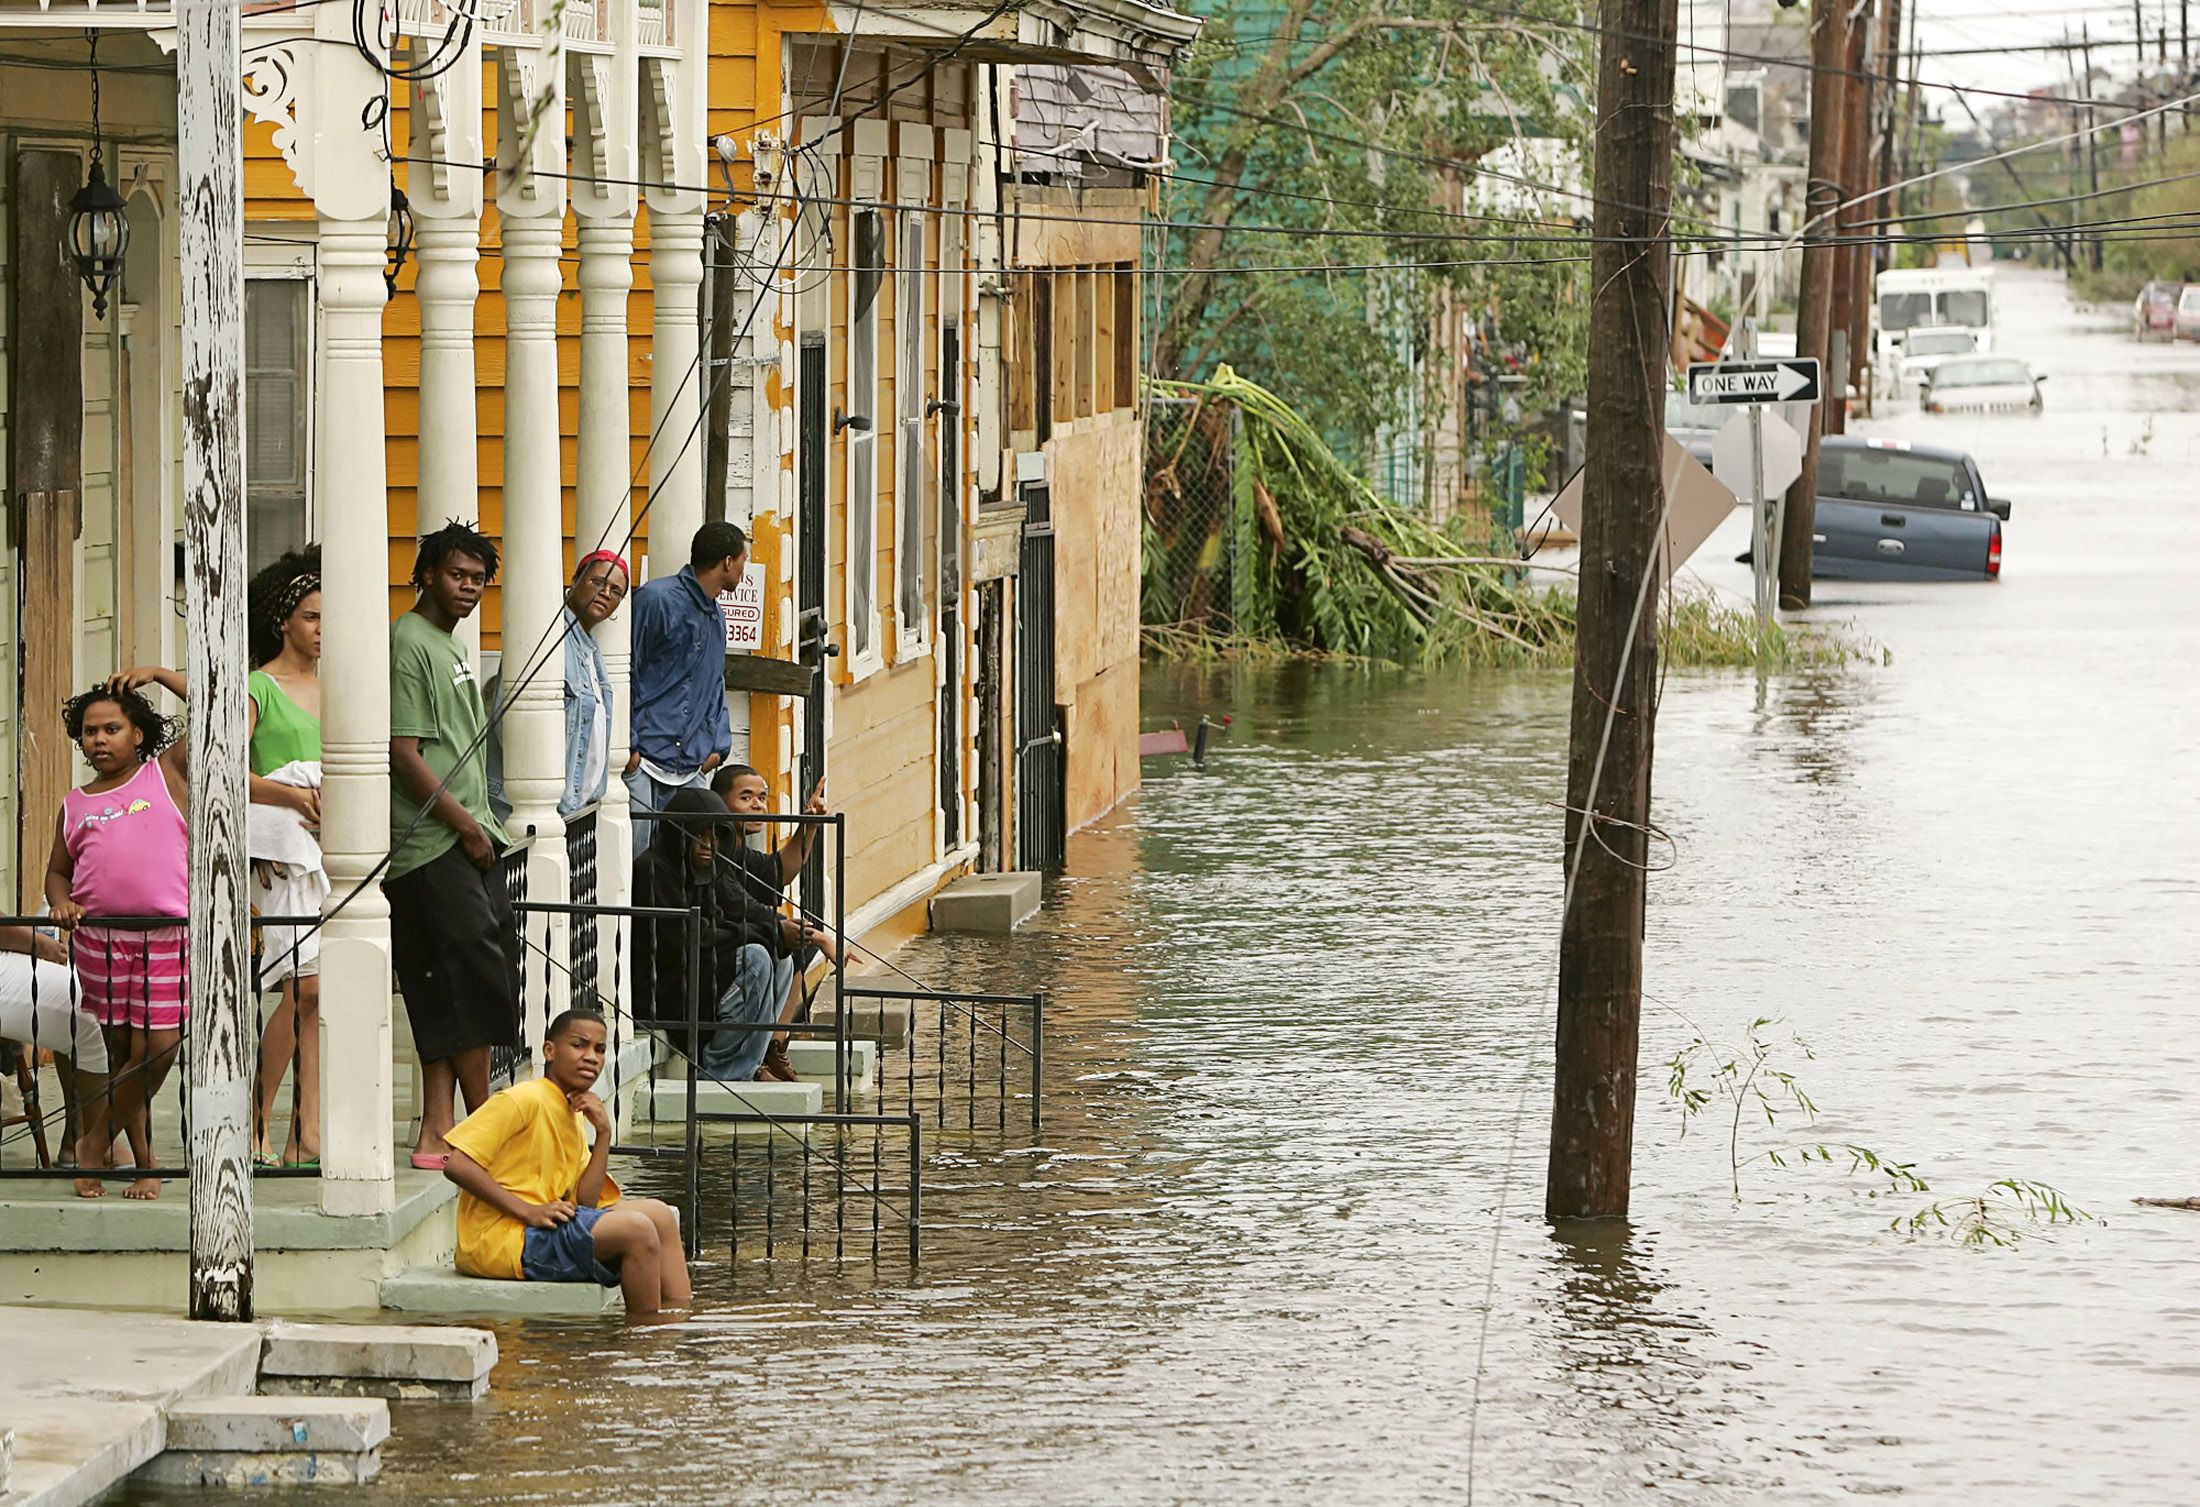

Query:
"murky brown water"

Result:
[[123, 270, 2200, 1504]]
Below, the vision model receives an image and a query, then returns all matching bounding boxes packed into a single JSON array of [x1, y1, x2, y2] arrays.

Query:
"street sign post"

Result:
[[1684, 357, 1822, 406], [1689, 343, 1821, 624]]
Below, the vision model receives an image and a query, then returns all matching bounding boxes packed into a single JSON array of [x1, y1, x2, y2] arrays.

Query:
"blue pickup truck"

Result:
[[1810, 435, 2009, 580]]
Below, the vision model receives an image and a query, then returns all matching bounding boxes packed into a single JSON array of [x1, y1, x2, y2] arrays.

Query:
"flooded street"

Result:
[[135, 268, 2200, 1504]]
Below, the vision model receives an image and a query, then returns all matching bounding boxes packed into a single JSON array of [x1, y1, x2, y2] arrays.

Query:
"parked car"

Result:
[[2134, 280, 2180, 339], [2178, 286, 2200, 341], [1811, 436, 2008, 581], [1921, 355, 2044, 414], [1897, 326, 1979, 387]]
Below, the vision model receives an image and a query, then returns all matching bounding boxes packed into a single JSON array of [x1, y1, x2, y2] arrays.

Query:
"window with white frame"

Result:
[[895, 210, 928, 652], [847, 207, 884, 668], [245, 276, 312, 577]]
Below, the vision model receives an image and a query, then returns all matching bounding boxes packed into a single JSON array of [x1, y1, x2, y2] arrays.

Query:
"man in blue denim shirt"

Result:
[[484, 550, 629, 823], [625, 521, 744, 840]]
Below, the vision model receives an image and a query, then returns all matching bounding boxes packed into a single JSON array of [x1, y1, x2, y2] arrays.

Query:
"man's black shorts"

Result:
[[387, 843, 521, 1063]]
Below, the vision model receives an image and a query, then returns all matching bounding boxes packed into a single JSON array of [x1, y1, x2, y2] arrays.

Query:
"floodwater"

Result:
[[126, 269, 2200, 1504]]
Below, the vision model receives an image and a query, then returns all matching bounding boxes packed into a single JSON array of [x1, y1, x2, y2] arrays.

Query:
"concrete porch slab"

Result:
[[928, 871, 1042, 933], [0, 1305, 262, 1507], [377, 1269, 623, 1318], [0, 1168, 455, 1256]]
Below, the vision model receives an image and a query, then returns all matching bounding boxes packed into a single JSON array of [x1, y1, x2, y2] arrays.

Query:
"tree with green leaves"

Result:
[[1155, 0, 1596, 466]]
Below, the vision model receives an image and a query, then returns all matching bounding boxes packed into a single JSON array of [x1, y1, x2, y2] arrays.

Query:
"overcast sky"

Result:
[[1910, 0, 2177, 100]]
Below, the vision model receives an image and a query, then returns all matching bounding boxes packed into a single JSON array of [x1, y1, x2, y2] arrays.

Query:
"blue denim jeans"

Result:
[[700, 943, 793, 1082], [625, 765, 702, 850]]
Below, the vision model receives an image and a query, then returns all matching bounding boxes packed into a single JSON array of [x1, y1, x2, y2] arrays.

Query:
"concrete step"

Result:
[[639, 1077, 822, 1128], [377, 1269, 623, 1318], [785, 1038, 877, 1089], [814, 993, 914, 1048], [256, 1320, 496, 1403], [929, 871, 1042, 933], [162, 1396, 389, 1455]]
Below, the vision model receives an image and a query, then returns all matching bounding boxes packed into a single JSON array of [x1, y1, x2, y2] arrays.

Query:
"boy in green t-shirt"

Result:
[[387, 521, 520, 1171], [444, 1008, 691, 1314]]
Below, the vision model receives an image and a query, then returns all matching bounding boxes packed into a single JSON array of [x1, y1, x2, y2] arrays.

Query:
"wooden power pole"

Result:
[[177, 0, 254, 1321], [1545, 0, 1679, 1222], [1778, 0, 1852, 609]]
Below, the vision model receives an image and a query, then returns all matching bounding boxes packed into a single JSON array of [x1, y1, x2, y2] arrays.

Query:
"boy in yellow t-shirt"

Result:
[[443, 1008, 692, 1314]]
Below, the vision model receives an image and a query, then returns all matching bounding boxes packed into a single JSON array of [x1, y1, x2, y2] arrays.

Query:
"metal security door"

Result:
[[1014, 483, 1063, 871], [937, 326, 962, 848], [796, 336, 831, 915], [975, 579, 1005, 871]]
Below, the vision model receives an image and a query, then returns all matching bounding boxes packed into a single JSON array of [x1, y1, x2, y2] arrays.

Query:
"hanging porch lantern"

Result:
[[385, 185, 415, 295], [67, 35, 130, 321]]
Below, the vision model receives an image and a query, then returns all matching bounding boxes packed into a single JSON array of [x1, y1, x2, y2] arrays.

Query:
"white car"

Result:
[[1921, 355, 2044, 415], [1897, 326, 1978, 387]]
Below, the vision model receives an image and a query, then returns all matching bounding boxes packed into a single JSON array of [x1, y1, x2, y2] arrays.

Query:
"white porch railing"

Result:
[[635, 0, 669, 49]]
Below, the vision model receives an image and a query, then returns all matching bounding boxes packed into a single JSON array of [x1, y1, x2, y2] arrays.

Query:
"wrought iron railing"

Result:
[[0, 912, 325, 1183]]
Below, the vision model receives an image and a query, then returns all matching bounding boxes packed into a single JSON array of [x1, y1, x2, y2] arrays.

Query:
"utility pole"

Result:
[[176, 0, 254, 1321], [1545, 0, 1678, 1222], [2083, 22, 2103, 271], [1837, 0, 1876, 426], [702, 212, 740, 524], [1779, 0, 1850, 609]]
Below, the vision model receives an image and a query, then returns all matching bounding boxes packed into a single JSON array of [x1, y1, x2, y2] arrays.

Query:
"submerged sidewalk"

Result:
[[0, 1305, 261, 1507]]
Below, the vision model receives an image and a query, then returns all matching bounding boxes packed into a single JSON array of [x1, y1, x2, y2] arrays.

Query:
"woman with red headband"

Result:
[[489, 549, 630, 823]]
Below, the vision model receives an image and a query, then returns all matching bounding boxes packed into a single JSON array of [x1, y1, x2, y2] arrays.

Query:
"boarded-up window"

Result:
[[895, 210, 928, 649], [245, 278, 309, 576], [848, 208, 884, 663]]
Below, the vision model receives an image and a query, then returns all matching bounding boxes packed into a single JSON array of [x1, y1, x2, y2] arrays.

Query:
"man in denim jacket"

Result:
[[486, 551, 630, 823], [625, 522, 745, 842]]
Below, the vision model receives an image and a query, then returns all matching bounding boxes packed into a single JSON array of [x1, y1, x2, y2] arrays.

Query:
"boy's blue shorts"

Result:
[[521, 1204, 621, 1287]]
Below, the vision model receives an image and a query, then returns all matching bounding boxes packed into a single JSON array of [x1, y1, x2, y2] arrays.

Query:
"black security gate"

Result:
[[938, 327, 962, 849], [1015, 483, 1064, 871], [797, 334, 830, 919], [976, 578, 1006, 872]]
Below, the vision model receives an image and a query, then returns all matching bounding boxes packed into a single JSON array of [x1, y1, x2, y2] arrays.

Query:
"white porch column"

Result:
[[646, 207, 707, 572], [577, 217, 638, 1003], [315, 221, 396, 1216], [495, 44, 572, 1058], [496, 216, 571, 839], [498, 213, 573, 1056], [641, 2, 709, 576], [413, 219, 481, 557]]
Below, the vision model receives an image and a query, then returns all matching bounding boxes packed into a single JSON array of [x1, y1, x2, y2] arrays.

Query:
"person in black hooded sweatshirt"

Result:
[[631, 787, 783, 1081]]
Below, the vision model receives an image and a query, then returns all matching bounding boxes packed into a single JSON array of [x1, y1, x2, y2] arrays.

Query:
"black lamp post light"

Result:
[[67, 33, 130, 321]]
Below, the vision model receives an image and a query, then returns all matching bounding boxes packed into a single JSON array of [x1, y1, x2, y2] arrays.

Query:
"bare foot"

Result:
[[74, 1176, 107, 1199], [125, 1175, 162, 1200]]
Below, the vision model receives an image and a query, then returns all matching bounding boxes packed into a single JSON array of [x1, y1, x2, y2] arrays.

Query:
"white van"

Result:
[[1875, 268, 1995, 365]]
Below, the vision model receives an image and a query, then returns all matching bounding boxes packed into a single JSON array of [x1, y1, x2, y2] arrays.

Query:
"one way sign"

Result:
[[1685, 357, 1822, 406]]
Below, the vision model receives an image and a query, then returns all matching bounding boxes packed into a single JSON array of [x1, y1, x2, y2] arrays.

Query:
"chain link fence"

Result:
[[1142, 396, 1243, 636]]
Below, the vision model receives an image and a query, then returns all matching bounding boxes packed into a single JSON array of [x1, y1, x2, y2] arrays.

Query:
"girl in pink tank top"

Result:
[[46, 679, 191, 1200]]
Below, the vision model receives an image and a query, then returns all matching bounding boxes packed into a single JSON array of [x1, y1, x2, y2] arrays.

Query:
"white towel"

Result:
[[250, 760, 326, 986]]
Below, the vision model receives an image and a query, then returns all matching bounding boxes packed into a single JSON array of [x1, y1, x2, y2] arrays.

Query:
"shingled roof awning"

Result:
[[824, 0, 1201, 83]]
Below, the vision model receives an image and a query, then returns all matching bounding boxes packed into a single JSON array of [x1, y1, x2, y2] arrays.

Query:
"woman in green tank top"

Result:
[[248, 549, 324, 1168], [109, 551, 327, 1165]]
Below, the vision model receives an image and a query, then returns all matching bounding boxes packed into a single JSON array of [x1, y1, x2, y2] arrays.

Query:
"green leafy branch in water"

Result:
[[1892, 1180, 2097, 1248], [1664, 1016, 2089, 1246], [1666, 1017, 1921, 1203]]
